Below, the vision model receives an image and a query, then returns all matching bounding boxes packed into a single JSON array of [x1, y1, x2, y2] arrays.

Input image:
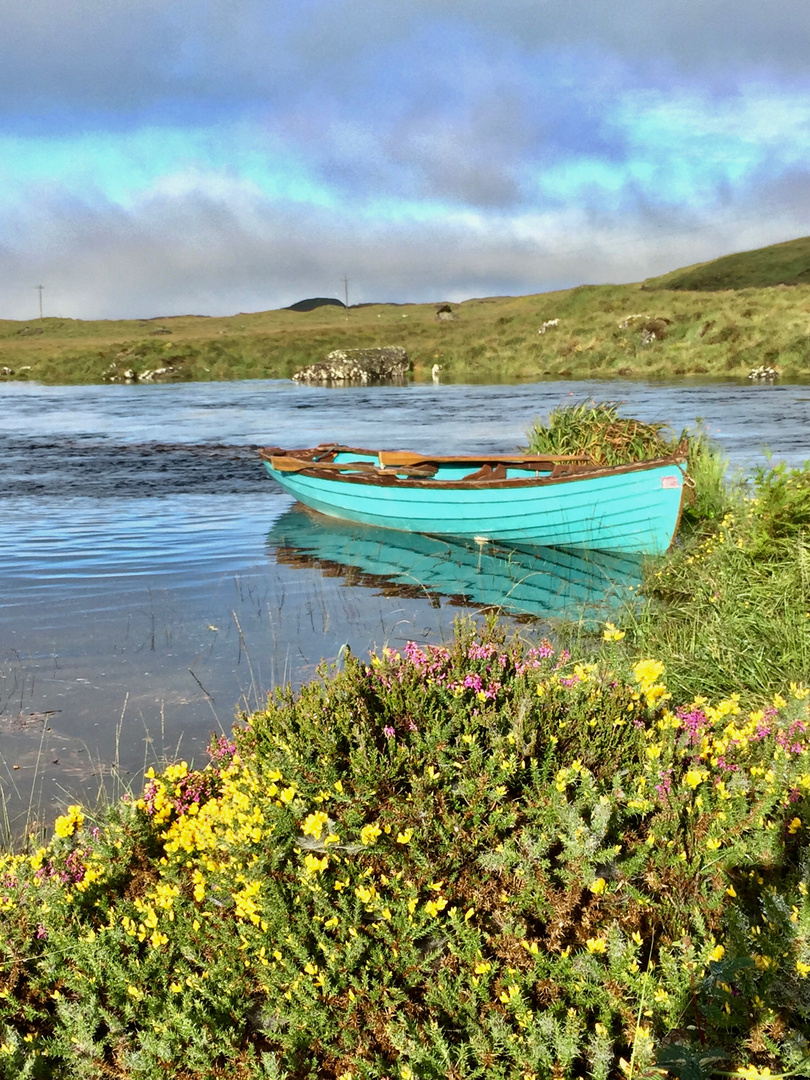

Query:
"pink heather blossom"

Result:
[[655, 769, 673, 802], [676, 706, 708, 745], [467, 643, 496, 661]]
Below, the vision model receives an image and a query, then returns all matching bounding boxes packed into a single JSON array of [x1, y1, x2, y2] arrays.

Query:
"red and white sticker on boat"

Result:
[[661, 475, 681, 488]]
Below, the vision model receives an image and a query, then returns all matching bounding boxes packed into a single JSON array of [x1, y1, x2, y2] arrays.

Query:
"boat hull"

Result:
[[261, 448, 686, 555]]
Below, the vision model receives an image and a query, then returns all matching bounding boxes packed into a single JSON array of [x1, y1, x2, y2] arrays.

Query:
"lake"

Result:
[[1, 376, 807, 829]]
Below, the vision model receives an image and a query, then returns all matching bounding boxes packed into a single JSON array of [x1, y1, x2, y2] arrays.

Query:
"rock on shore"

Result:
[[292, 346, 410, 384]]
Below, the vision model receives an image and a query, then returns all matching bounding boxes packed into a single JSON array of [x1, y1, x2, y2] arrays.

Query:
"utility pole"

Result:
[[34, 284, 44, 319], [343, 276, 349, 309]]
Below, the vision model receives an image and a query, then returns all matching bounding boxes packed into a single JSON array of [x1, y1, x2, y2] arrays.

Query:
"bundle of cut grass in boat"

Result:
[[525, 400, 680, 465]]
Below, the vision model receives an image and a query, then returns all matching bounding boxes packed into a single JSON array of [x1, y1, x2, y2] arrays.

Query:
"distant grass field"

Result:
[[2, 235, 810, 385]]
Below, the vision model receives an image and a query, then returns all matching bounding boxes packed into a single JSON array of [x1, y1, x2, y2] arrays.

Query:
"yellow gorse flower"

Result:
[[573, 662, 597, 682], [633, 658, 665, 688], [684, 768, 709, 790], [232, 880, 262, 925], [603, 623, 625, 642], [425, 895, 448, 918], [53, 805, 84, 839], [301, 811, 329, 839], [303, 853, 329, 874], [355, 883, 377, 905], [360, 822, 382, 846]]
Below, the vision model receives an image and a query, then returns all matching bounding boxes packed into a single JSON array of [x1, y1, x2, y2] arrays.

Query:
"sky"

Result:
[[1, 0, 810, 320]]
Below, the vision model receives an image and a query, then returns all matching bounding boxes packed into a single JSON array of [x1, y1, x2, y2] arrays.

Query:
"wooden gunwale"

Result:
[[259, 444, 688, 491], [259, 444, 596, 470]]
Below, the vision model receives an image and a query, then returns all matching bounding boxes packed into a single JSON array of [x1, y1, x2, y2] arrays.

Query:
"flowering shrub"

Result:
[[0, 622, 809, 1078]]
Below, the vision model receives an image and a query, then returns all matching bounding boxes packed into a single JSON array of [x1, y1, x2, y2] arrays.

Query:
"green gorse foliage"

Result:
[[2, 622, 810, 1079], [748, 462, 810, 545]]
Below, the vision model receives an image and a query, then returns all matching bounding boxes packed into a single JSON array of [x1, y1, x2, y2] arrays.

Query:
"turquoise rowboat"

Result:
[[259, 443, 688, 555]]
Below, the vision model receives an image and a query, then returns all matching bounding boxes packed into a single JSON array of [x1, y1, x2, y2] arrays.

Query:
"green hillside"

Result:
[[644, 234, 810, 291]]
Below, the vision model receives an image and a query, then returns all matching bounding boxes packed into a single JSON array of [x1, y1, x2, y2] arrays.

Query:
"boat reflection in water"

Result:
[[267, 507, 643, 623]]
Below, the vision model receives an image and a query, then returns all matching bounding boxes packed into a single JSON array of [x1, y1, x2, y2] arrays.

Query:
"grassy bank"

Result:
[[1, 278, 810, 386], [627, 460, 810, 702]]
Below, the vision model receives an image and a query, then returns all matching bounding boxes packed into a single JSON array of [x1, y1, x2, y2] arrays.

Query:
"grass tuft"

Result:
[[524, 400, 680, 465]]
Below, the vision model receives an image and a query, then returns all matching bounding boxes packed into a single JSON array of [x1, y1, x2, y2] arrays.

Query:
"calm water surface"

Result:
[[1, 377, 808, 824]]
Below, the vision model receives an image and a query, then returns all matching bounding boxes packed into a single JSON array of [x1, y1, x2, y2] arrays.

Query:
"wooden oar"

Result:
[[264, 454, 436, 478], [377, 450, 596, 469], [265, 456, 375, 473]]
